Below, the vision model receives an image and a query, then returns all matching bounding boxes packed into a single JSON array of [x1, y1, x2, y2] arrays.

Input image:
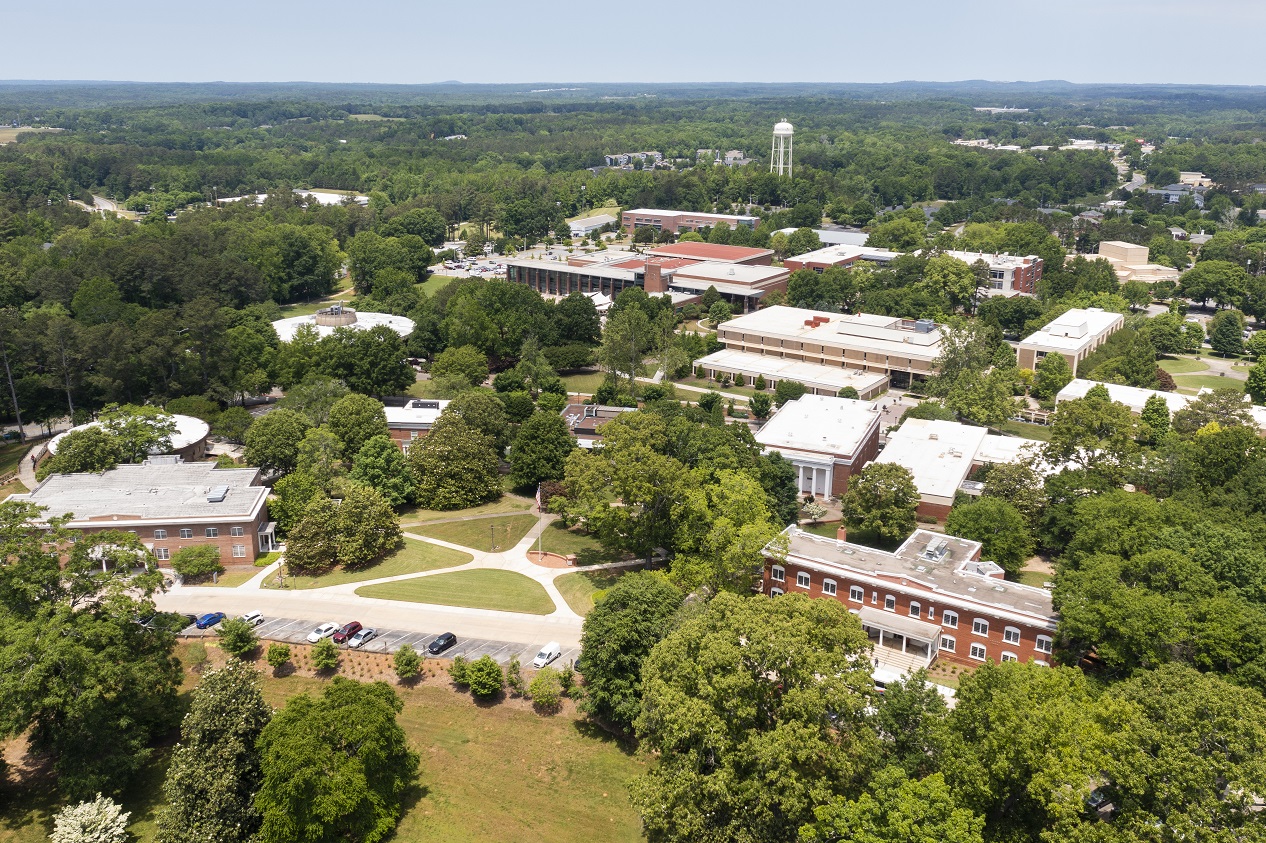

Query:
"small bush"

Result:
[[559, 664, 575, 696], [529, 667, 564, 713], [449, 655, 470, 686], [465, 655, 505, 698], [753, 374, 767, 391], [311, 637, 339, 672], [216, 617, 259, 659], [505, 655, 526, 696], [266, 642, 291, 670], [185, 642, 208, 673], [394, 644, 421, 680]]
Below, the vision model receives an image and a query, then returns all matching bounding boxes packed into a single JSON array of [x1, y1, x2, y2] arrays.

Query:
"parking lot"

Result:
[[184, 615, 581, 668]]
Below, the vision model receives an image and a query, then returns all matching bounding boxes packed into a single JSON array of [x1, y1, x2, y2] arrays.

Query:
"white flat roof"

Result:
[[624, 208, 756, 222], [48, 413, 210, 456], [384, 399, 450, 428], [1019, 308, 1123, 354], [776, 228, 869, 247], [294, 189, 369, 206], [942, 250, 1038, 269], [569, 214, 617, 228], [720, 306, 943, 360], [670, 262, 787, 286], [1056, 378, 1190, 414], [272, 311, 415, 342], [697, 349, 889, 393], [875, 419, 989, 501], [786, 244, 902, 265], [756, 395, 881, 457]]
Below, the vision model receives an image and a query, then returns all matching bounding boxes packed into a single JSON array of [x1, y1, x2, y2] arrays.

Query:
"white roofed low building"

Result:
[[384, 399, 450, 452], [47, 413, 211, 463], [1016, 307, 1124, 371], [271, 304, 415, 342], [754, 395, 883, 498], [568, 214, 618, 237]]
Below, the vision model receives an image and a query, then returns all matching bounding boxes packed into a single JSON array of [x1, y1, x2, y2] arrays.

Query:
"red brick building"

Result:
[[765, 527, 1056, 670], [11, 458, 276, 564], [385, 399, 450, 452], [621, 208, 758, 237]]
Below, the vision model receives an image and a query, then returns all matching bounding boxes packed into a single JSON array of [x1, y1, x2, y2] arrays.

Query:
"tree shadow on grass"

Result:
[[383, 783, 431, 843], [571, 718, 638, 756]]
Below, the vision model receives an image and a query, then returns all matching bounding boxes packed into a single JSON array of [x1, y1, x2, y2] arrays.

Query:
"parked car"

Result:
[[332, 621, 363, 644], [242, 610, 264, 626], [307, 622, 338, 643], [428, 632, 457, 655], [348, 627, 378, 649], [532, 641, 561, 668], [195, 612, 226, 630]]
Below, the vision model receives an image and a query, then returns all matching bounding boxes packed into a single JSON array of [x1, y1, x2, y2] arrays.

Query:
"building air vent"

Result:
[[207, 485, 230, 503]]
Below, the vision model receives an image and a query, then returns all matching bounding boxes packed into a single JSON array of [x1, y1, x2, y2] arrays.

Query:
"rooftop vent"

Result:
[[914, 318, 935, 334], [207, 485, 229, 503]]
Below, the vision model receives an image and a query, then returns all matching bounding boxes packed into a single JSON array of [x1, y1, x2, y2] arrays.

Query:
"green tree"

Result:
[[943, 369, 1017, 427], [1043, 391, 1139, 482], [1208, 309, 1246, 356], [1171, 387, 1254, 434], [269, 470, 324, 534], [283, 497, 341, 573], [1179, 260, 1247, 308], [1139, 393, 1172, 442], [578, 571, 684, 733], [295, 427, 346, 487], [406, 416, 501, 510], [553, 292, 602, 346], [707, 300, 732, 324], [786, 226, 823, 257], [99, 403, 178, 463], [212, 406, 253, 443], [465, 655, 505, 698], [921, 254, 975, 311], [310, 636, 339, 671], [509, 411, 575, 489], [328, 483, 401, 569], [528, 666, 564, 713], [216, 618, 259, 659], [277, 375, 350, 426], [867, 216, 927, 251], [800, 768, 984, 843], [980, 461, 1044, 530], [774, 379, 807, 406], [750, 392, 773, 419], [944, 497, 1034, 578], [254, 679, 418, 843], [326, 393, 389, 461], [1247, 360, 1266, 404], [631, 593, 877, 843], [170, 545, 225, 582], [839, 462, 919, 542], [393, 644, 421, 680], [243, 408, 312, 474], [1030, 352, 1073, 400], [838, 386, 861, 399], [350, 435, 415, 508], [156, 659, 271, 843], [51, 795, 131, 843], [266, 643, 291, 671], [599, 306, 651, 397], [37, 426, 124, 480], [446, 389, 510, 448], [430, 344, 489, 392], [670, 469, 783, 593]]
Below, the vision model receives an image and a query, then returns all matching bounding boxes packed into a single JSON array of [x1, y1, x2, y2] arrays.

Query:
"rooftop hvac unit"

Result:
[[207, 485, 230, 503], [914, 319, 935, 334]]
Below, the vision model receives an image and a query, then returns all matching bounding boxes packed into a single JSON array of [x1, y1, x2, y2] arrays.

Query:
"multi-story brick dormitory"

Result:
[[8, 457, 276, 564], [764, 526, 1057, 671]]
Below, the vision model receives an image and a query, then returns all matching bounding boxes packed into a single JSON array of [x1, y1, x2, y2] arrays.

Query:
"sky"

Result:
[[3, 0, 1264, 86]]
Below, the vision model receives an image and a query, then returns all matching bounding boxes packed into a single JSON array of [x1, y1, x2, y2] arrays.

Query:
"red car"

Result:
[[332, 621, 362, 644]]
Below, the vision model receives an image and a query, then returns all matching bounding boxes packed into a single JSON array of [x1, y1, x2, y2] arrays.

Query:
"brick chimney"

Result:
[[645, 262, 666, 294], [836, 526, 848, 542]]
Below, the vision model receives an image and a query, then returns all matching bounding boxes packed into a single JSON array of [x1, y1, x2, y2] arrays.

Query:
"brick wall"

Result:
[[79, 507, 271, 564]]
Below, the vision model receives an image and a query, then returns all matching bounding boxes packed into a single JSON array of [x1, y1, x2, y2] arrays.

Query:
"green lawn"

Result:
[[412, 514, 538, 552], [406, 378, 446, 399], [1017, 570, 1054, 589], [273, 538, 472, 590], [356, 569, 556, 614], [0, 440, 32, 478], [1172, 373, 1245, 394], [555, 567, 641, 615], [401, 495, 532, 526], [0, 670, 644, 843], [799, 521, 844, 539], [560, 371, 607, 395], [537, 522, 632, 566], [208, 570, 258, 588], [254, 550, 282, 568], [995, 420, 1053, 442], [1158, 357, 1210, 374], [419, 274, 458, 296]]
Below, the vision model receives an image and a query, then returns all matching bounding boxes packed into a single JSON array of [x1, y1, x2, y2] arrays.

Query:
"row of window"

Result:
[[153, 527, 244, 539], [155, 545, 247, 560], [940, 637, 1047, 663], [770, 566, 1053, 655]]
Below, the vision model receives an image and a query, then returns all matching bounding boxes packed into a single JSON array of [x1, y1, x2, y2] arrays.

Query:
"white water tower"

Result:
[[771, 120, 794, 177]]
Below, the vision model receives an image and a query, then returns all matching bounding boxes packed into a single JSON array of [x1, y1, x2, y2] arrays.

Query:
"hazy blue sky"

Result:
[[3, 0, 1263, 86]]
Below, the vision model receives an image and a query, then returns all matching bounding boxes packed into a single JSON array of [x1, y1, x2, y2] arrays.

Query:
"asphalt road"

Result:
[[156, 585, 585, 651], [182, 613, 580, 667]]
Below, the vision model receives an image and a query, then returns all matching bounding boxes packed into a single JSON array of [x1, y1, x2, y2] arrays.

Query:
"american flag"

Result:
[[535, 483, 542, 513]]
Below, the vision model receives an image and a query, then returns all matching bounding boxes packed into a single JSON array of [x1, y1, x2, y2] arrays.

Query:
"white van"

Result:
[[532, 642, 561, 668]]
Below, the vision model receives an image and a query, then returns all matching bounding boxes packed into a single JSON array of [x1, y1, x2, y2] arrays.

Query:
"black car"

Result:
[[428, 632, 457, 655]]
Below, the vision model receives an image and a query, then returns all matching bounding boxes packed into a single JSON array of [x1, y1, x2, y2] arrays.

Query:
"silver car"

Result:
[[348, 627, 378, 649]]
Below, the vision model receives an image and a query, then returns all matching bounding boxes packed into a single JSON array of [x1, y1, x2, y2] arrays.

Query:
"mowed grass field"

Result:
[[1173, 374, 1245, 394], [401, 495, 532, 526], [412, 514, 538, 552], [356, 569, 556, 614], [537, 522, 632, 566], [0, 668, 645, 843], [1158, 357, 1210, 374], [269, 538, 472, 590], [0, 127, 61, 144], [555, 567, 641, 616]]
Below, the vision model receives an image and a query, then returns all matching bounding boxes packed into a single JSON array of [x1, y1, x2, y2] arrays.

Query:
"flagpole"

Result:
[[536, 483, 543, 560]]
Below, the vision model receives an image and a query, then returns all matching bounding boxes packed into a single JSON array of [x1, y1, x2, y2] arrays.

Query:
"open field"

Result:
[[995, 420, 1053, 441], [555, 567, 641, 615], [419, 274, 458, 296], [0, 648, 644, 843], [560, 371, 607, 395], [413, 514, 538, 552], [269, 538, 472, 590], [401, 495, 532, 526], [0, 127, 61, 144], [406, 378, 445, 399], [1158, 357, 1210, 374], [356, 569, 555, 614], [1173, 373, 1244, 394], [347, 113, 404, 121], [537, 523, 632, 566]]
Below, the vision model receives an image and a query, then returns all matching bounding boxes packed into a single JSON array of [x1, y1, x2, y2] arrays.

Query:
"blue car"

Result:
[[195, 612, 226, 629]]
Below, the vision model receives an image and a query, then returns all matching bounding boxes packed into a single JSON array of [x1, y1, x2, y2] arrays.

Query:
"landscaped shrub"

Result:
[[529, 667, 564, 713], [394, 644, 421, 680], [266, 643, 291, 671], [311, 637, 339, 672], [448, 655, 469, 686], [465, 655, 505, 698]]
